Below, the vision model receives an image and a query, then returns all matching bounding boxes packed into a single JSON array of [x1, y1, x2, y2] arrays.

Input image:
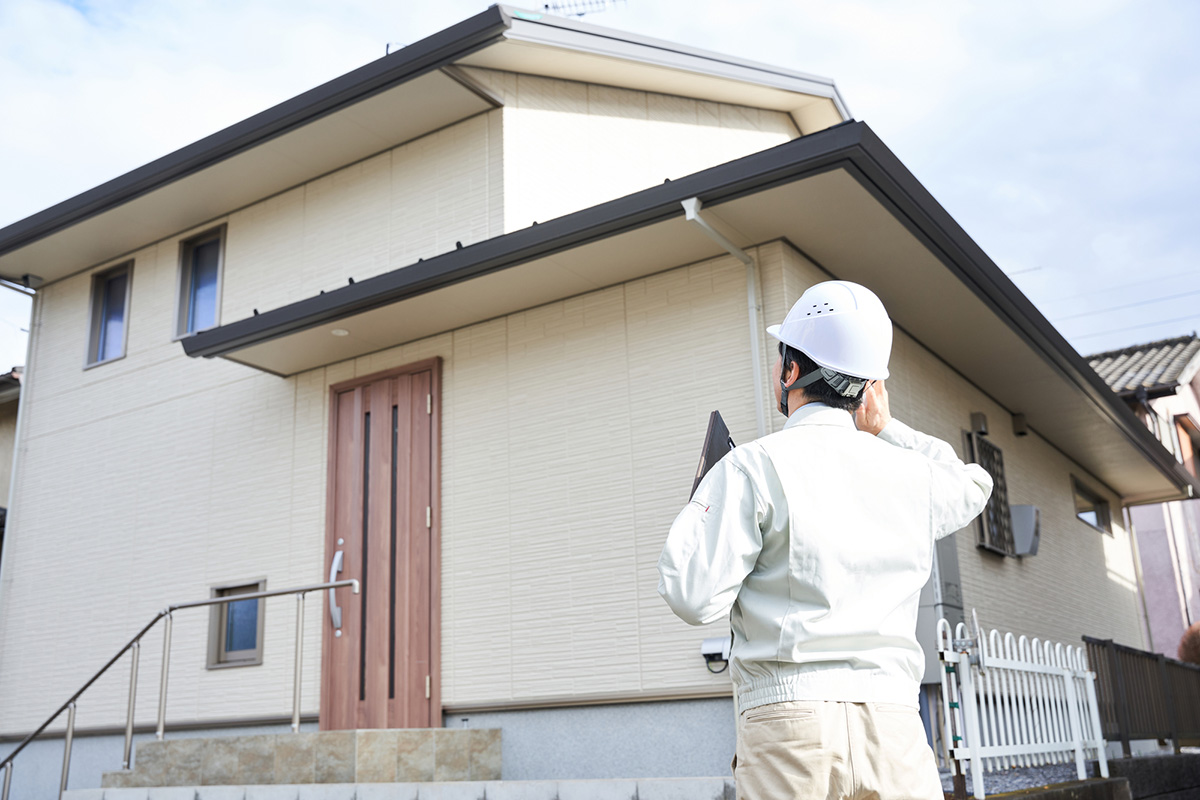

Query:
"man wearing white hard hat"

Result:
[[658, 280, 993, 800]]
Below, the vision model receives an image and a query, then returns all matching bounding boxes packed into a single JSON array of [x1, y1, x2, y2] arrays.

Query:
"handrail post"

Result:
[[157, 612, 173, 741], [1157, 653, 1181, 753], [2, 760, 12, 800], [292, 592, 305, 733], [1105, 639, 1133, 757], [123, 640, 140, 768], [58, 703, 76, 800]]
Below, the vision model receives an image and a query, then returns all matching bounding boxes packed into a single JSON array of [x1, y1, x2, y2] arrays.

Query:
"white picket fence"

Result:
[[937, 618, 1109, 799]]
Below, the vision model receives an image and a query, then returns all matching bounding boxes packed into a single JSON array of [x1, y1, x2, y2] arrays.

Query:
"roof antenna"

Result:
[[543, 0, 627, 17], [385, 42, 406, 56]]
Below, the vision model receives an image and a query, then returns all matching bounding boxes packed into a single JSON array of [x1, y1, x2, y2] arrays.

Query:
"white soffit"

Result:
[[224, 166, 1177, 499], [225, 214, 720, 376], [457, 19, 848, 133], [0, 70, 495, 285]]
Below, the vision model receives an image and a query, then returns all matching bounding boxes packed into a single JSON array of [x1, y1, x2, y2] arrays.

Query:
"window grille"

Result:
[[969, 433, 1015, 556]]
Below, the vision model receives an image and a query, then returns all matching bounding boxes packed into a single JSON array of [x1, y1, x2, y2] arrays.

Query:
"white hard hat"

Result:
[[766, 280, 892, 380]]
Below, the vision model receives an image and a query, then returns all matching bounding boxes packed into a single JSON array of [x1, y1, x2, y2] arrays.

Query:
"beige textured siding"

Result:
[[0, 242, 762, 731], [221, 111, 504, 321], [458, 68, 798, 233], [761, 242, 1146, 650]]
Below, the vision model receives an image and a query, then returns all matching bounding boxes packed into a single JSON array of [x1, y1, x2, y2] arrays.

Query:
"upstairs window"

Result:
[[1073, 477, 1112, 534], [87, 263, 133, 366], [968, 432, 1015, 556], [177, 227, 223, 336]]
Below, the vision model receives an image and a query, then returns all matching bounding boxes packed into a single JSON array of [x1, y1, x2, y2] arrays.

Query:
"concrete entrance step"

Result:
[[65, 777, 735, 799]]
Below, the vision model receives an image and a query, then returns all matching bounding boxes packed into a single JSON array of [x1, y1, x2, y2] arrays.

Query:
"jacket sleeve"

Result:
[[877, 418, 994, 539], [657, 456, 765, 626]]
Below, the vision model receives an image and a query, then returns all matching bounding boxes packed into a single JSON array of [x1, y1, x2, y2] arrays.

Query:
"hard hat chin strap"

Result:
[[779, 368, 867, 417]]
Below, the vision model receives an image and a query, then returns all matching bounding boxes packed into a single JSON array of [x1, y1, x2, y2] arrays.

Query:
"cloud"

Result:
[[0, 0, 1197, 359]]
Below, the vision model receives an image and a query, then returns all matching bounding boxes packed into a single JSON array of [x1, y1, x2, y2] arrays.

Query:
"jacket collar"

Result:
[[782, 402, 857, 431]]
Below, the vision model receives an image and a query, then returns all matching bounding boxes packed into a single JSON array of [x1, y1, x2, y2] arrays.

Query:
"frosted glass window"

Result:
[[209, 581, 265, 668], [224, 597, 259, 653]]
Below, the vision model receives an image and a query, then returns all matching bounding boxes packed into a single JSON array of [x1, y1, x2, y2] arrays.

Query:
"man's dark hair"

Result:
[[780, 343, 866, 412]]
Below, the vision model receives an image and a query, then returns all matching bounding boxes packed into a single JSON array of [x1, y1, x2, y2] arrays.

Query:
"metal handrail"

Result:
[[0, 578, 359, 800]]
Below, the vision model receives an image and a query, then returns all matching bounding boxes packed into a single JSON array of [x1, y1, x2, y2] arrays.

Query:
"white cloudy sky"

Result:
[[1, 0, 1198, 372]]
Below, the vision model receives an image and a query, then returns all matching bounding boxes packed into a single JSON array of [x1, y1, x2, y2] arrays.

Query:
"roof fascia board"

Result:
[[498, 5, 851, 119], [843, 125, 1198, 498], [0, 6, 512, 261]]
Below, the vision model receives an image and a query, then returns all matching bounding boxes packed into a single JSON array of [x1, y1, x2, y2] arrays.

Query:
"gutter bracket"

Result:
[[682, 197, 767, 438], [681, 198, 752, 267]]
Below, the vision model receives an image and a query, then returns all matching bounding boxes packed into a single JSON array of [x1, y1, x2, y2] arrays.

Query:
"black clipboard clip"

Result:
[[690, 410, 735, 499]]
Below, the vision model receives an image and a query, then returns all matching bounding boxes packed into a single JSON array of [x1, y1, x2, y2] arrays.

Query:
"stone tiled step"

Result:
[[102, 729, 500, 788], [65, 776, 735, 800]]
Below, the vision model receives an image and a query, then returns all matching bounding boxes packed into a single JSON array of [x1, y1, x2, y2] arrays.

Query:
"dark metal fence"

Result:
[[1083, 636, 1200, 755]]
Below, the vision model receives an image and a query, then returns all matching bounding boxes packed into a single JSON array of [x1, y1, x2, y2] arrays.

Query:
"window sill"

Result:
[[206, 658, 263, 671], [1076, 519, 1113, 536], [83, 354, 127, 371]]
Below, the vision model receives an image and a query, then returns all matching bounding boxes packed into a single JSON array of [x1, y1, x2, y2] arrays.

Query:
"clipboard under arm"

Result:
[[690, 410, 735, 499]]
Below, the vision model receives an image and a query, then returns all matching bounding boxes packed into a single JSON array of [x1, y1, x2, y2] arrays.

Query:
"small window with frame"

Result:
[[1072, 476, 1112, 534], [967, 432, 1015, 556], [207, 580, 265, 668], [177, 227, 224, 337], [87, 262, 133, 366], [1176, 416, 1200, 479]]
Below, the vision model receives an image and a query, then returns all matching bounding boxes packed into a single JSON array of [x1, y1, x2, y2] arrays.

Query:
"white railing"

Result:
[[937, 616, 1109, 799]]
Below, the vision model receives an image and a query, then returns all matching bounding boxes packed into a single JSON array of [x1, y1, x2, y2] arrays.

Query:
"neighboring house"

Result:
[[0, 6, 1194, 796], [1089, 335, 1200, 659], [0, 366, 21, 569]]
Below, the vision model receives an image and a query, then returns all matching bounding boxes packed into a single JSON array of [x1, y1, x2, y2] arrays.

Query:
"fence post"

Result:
[[958, 651, 986, 800], [1105, 639, 1133, 757], [1061, 667, 1087, 781], [1157, 654, 1181, 754]]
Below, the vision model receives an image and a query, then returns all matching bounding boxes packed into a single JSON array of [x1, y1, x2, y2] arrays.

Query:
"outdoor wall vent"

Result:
[[1012, 413, 1029, 437], [970, 412, 989, 436], [1011, 505, 1040, 557]]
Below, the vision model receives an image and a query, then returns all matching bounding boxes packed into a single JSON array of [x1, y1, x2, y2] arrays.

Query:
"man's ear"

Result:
[[784, 358, 802, 388]]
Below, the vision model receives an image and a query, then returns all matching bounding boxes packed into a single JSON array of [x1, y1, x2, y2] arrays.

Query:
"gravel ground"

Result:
[[939, 761, 1098, 794]]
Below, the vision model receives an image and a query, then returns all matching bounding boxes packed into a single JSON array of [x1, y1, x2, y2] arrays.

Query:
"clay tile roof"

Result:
[[1087, 334, 1200, 396]]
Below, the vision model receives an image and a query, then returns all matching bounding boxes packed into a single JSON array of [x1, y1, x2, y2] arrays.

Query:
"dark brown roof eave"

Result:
[[0, 6, 512, 262]]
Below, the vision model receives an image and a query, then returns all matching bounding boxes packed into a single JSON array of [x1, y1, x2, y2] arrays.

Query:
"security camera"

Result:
[[20, 274, 44, 290], [701, 636, 731, 673]]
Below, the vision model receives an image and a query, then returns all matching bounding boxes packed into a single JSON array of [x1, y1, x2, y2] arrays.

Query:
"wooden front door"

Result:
[[320, 360, 439, 729]]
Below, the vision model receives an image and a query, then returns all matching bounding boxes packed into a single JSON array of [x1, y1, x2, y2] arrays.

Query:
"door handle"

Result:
[[329, 550, 345, 633]]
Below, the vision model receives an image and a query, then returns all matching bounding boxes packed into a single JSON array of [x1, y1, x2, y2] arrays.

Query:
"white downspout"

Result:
[[681, 197, 767, 439], [0, 288, 38, 597]]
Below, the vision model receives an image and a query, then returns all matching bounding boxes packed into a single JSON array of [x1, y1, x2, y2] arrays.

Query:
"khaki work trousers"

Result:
[[733, 700, 944, 800]]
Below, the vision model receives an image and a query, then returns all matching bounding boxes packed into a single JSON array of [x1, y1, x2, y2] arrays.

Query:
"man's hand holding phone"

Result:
[[855, 380, 891, 436]]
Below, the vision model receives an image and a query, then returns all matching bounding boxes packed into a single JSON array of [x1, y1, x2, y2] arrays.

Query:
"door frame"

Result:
[[320, 356, 442, 728]]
